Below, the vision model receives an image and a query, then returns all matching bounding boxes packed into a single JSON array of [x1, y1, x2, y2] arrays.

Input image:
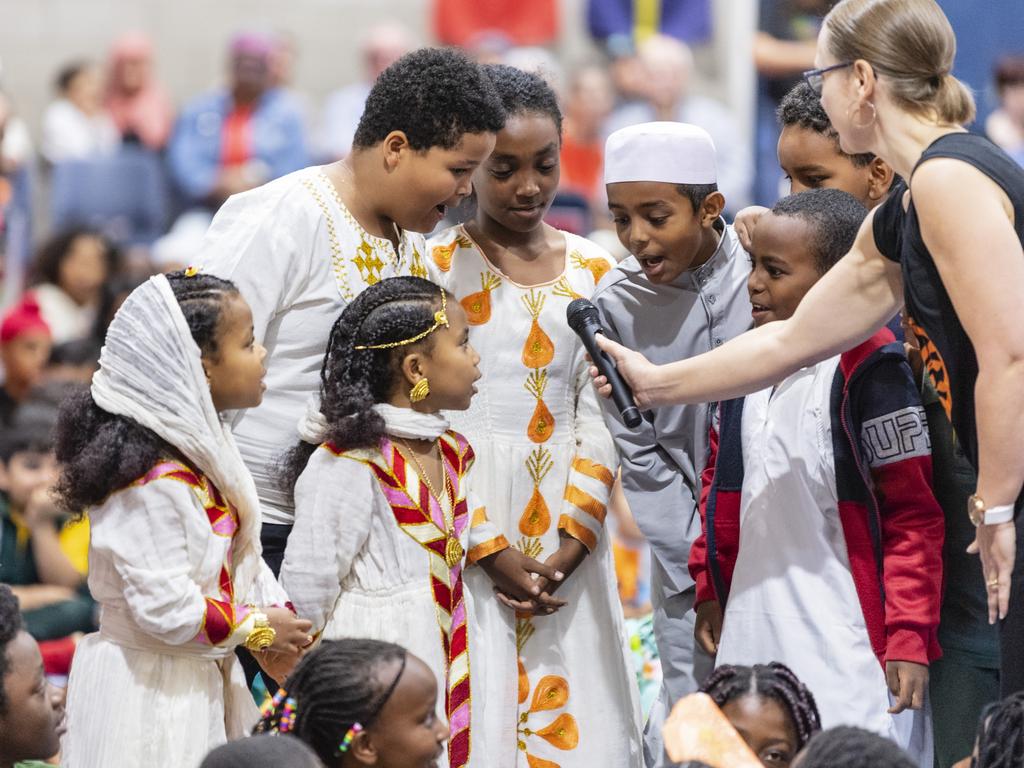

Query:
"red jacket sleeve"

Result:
[[689, 413, 720, 607], [858, 360, 945, 666]]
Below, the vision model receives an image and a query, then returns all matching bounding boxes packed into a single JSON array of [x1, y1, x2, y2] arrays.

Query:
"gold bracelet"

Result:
[[244, 611, 276, 652]]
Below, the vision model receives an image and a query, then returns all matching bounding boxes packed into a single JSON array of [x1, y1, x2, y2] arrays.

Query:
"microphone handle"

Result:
[[580, 324, 643, 428]]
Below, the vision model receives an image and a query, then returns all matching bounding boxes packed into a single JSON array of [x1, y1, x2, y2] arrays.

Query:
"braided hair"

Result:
[[278, 275, 447, 492], [0, 584, 23, 714], [698, 663, 821, 752], [54, 270, 240, 511], [797, 725, 917, 768], [254, 639, 407, 767], [976, 693, 1024, 768]]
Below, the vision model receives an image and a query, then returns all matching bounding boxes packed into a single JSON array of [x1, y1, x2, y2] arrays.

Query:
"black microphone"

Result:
[[566, 298, 643, 428]]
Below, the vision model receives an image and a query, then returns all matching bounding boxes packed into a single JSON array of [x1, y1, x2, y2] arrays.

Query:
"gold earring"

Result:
[[410, 378, 430, 403]]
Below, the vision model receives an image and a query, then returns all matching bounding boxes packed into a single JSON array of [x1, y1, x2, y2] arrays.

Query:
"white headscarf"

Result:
[[90, 274, 263, 598]]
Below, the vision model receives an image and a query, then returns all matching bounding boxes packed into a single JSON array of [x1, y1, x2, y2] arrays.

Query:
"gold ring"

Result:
[[988, 578, 1000, 588]]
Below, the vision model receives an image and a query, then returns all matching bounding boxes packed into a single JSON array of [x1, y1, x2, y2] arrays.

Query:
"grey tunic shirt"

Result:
[[592, 220, 753, 597]]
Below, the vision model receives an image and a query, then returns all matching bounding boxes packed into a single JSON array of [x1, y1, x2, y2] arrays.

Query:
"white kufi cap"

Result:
[[604, 121, 717, 185]]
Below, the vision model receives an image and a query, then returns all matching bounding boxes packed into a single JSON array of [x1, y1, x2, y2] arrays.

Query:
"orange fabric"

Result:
[[559, 134, 603, 201], [433, 0, 558, 46], [220, 105, 254, 168]]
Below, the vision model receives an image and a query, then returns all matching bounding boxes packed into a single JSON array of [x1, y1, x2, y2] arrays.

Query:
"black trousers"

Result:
[[1000, 513, 1024, 696], [237, 523, 294, 692]]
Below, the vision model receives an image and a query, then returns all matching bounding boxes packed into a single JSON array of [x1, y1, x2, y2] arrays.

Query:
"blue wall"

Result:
[[940, 0, 1024, 127]]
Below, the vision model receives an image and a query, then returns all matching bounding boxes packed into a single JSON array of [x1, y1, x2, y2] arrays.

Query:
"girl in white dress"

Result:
[[55, 270, 312, 767], [427, 65, 642, 768], [279, 275, 564, 768]]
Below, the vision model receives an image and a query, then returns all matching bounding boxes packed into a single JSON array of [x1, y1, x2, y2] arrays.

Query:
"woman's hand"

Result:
[[968, 520, 1016, 622], [590, 334, 660, 408], [264, 606, 314, 654], [479, 548, 567, 614]]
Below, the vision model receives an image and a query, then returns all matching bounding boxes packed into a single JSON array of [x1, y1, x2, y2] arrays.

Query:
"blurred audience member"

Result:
[[587, 0, 713, 48], [503, 46, 564, 93], [45, 339, 101, 388], [607, 34, 752, 211], [0, 296, 51, 426], [269, 29, 299, 89], [752, 0, 831, 204], [987, 55, 1024, 166], [0, 402, 96, 643], [105, 32, 174, 152], [41, 61, 118, 164], [168, 31, 309, 210], [200, 734, 324, 768], [560, 64, 615, 205], [464, 29, 513, 65], [30, 227, 120, 345], [434, 0, 558, 47], [0, 90, 33, 176], [318, 23, 411, 161]]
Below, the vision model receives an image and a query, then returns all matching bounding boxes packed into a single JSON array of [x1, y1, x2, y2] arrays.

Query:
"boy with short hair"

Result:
[[0, 296, 52, 428], [200, 47, 505, 568], [591, 121, 754, 768], [776, 81, 894, 205], [0, 403, 94, 642], [0, 584, 66, 768], [689, 189, 944, 766]]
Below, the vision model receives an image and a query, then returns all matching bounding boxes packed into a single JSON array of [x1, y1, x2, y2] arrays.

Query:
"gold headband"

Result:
[[353, 289, 449, 350]]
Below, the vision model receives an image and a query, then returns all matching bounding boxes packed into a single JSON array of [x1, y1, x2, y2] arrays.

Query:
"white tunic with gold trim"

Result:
[[200, 166, 428, 525]]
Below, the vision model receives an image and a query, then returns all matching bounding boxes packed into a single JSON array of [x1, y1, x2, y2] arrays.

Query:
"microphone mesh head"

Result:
[[566, 298, 600, 333]]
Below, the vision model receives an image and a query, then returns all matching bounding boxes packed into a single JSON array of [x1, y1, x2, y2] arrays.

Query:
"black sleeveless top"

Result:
[[873, 132, 1024, 471]]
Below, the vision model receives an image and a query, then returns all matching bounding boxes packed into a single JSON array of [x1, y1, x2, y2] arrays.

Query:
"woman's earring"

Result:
[[852, 101, 877, 130], [410, 378, 430, 403]]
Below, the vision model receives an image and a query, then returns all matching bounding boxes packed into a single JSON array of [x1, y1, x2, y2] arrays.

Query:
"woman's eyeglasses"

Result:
[[802, 62, 853, 95]]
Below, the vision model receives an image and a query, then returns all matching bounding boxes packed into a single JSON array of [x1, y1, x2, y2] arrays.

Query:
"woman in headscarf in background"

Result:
[[105, 32, 174, 152]]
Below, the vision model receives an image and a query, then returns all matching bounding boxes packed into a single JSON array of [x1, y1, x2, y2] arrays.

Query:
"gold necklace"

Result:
[[399, 438, 464, 569]]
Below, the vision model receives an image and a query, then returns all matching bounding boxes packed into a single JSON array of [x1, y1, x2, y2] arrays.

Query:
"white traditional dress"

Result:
[[714, 358, 932, 766], [281, 416, 508, 768], [426, 225, 643, 768], [201, 166, 428, 526], [62, 276, 290, 767]]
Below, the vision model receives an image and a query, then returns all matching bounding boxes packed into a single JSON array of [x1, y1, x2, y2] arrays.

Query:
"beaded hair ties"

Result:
[[338, 722, 364, 753], [337, 653, 408, 755]]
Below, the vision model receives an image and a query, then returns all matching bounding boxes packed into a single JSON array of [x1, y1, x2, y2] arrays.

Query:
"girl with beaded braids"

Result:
[[280, 275, 565, 768], [256, 639, 448, 768], [426, 64, 642, 768], [55, 270, 312, 767], [698, 662, 822, 768]]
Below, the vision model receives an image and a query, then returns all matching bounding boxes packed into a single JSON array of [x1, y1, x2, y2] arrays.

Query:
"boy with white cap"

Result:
[[590, 122, 753, 767]]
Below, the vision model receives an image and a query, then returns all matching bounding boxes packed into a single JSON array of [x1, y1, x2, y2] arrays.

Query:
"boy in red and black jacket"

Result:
[[689, 189, 944, 763]]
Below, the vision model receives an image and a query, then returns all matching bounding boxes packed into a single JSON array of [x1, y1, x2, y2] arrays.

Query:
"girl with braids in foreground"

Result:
[[699, 662, 822, 768], [256, 639, 445, 768], [55, 270, 311, 766], [279, 276, 566, 768]]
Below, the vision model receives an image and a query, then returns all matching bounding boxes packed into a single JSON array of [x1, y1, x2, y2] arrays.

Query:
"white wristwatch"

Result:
[[968, 494, 1015, 526]]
